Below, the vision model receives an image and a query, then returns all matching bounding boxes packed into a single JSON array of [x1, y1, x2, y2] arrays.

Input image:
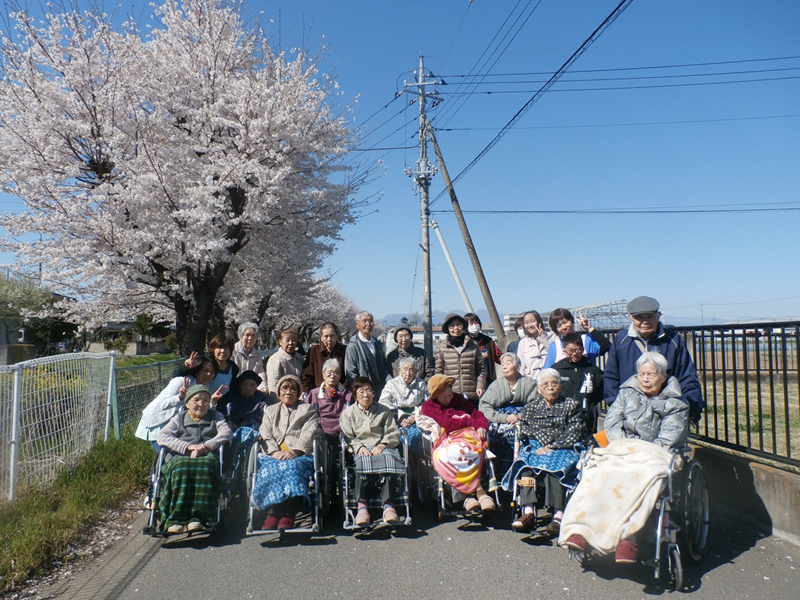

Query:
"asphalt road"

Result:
[[45, 504, 798, 600]]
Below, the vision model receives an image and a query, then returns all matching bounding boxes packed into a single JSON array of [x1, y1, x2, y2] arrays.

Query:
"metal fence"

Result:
[[0, 352, 116, 500], [599, 321, 800, 468], [112, 358, 184, 429]]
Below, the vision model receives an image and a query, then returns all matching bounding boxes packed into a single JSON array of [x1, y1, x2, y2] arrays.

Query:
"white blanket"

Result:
[[558, 438, 676, 554]]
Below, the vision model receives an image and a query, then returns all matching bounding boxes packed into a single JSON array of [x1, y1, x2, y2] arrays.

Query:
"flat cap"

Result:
[[627, 296, 660, 315]]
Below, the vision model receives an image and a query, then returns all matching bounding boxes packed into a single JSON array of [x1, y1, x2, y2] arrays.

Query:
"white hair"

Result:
[[500, 352, 521, 367], [536, 368, 561, 385], [322, 358, 341, 374], [636, 351, 668, 376], [355, 310, 373, 322], [237, 322, 259, 338], [398, 357, 416, 369]]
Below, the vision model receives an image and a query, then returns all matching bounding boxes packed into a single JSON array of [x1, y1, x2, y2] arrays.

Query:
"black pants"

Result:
[[518, 469, 566, 511]]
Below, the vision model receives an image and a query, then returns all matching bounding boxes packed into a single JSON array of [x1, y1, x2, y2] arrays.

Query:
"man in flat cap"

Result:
[[603, 296, 704, 418]]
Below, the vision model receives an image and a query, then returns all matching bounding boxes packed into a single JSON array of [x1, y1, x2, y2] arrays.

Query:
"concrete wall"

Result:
[[692, 443, 800, 545]]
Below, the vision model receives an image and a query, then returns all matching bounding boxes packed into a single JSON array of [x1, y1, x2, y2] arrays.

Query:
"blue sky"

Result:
[[2, 1, 799, 325]]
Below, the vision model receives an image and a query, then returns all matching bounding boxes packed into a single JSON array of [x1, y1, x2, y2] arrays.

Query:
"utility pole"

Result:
[[427, 121, 507, 350], [430, 220, 474, 314], [404, 57, 441, 357]]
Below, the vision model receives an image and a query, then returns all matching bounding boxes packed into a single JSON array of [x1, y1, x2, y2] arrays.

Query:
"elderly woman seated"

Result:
[[340, 377, 404, 526], [479, 352, 537, 464], [136, 355, 223, 452], [155, 385, 233, 534], [501, 369, 585, 533], [420, 374, 495, 515], [253, 375, 319, 531], [226, 370, 270, 430], [560, 352, 689, 563], [379, 357, 428, 455]]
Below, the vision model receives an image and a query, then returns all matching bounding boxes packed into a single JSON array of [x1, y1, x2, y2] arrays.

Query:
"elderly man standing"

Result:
[[232, 322, 267, 392], [345, 311, 391, 394], [603, 296, 705, 418]]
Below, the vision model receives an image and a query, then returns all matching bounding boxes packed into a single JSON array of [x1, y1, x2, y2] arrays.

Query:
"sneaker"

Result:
[[512, 512, 536, 532], [167, 524, 186, 534], [187, 521, 204, 532], [355, 507, 371, 526], [546, 511, 563, 533], [262, 515, 279, 530], [615, 539, 638, 564], [383, 505, 400, 524], [563, 534, 587, 552], [277, 516, 294, 531], [463, 497, 481, 514]]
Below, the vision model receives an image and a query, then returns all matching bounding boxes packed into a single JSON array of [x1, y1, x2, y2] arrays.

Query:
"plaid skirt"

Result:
[[159, 455, 222, 528], [346, 448, 409, 510]]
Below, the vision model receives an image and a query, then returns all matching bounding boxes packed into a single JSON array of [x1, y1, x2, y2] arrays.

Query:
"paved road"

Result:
[[41, 505, 797, 600]]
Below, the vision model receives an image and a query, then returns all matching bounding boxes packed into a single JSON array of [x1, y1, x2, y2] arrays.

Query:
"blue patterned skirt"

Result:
[[500, 439, 581, 491], [252, 454, 315, 510]]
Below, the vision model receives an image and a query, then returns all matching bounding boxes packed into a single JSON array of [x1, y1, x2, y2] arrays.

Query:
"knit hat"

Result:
[[441, 313, 467, 334], [236, 370, 262, 386], [185, 384, 211, 403], [275, 374, 302, 397], [394, 326, 413, 342], [427, 374, 455, 398], [627, 296, 660, 315]]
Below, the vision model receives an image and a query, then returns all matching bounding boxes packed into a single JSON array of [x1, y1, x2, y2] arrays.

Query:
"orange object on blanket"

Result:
[[431, 427, 486, 495], [593, 429, 609, 448]]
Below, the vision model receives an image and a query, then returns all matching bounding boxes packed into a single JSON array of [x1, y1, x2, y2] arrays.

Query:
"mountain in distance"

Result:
[[379, 308, 495, 328]]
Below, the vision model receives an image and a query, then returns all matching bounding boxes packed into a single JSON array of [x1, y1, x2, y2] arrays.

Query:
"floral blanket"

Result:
[[431, 427, 486, 495], [251, 454, 314, 510]]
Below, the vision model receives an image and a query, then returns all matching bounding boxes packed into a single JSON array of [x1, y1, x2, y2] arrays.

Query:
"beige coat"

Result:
[[259, 401, 319, 456], [434, 337, 486, 402], [340, 401, 400, 454]]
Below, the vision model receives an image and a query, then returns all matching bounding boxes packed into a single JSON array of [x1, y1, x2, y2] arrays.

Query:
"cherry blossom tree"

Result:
[[0, 0, 361, 352]]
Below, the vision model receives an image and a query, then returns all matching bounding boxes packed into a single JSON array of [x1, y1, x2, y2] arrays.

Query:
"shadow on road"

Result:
[[573, 519, 768, 594]]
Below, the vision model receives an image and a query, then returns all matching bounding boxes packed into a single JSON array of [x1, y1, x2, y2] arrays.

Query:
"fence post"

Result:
[[104, 351, 118, 441], [9, 366, 22, 501]]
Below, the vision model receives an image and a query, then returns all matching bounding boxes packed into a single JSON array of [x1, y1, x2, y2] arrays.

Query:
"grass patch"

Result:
[[0, 429, 152, 594], [115, 353, 178, 368]]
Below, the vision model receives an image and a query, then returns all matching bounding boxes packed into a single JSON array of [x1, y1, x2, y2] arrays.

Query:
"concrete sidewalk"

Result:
[[38, 509, 161, 600]]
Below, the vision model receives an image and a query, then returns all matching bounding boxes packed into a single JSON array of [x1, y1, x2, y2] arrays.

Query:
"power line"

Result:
[[436, 74, 800, 94], [436, 65, 800, 85], [438, 54, 800, 78], [439, 113, 800, 131], [431, 205, 800, 215], [430, 0, 637, 208], [435, 0, 543, 128]]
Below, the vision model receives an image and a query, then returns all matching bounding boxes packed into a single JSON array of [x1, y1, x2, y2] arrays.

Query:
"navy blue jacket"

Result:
[[603, 324, 704, 416]]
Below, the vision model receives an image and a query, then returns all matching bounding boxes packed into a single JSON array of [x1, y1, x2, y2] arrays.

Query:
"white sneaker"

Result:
[[167, 524, 186, 534]]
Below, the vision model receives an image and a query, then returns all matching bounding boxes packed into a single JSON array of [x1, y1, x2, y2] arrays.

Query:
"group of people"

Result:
[[134, 297, 705, 564]]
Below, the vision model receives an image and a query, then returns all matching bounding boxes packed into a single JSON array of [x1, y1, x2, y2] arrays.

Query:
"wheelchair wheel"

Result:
[[681, 461, 710, 562], [668, 544, 684, 591]]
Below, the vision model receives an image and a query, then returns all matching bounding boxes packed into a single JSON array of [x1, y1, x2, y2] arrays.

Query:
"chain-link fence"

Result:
[[113, 358, 184, 428], [0, 353, 116, 500]]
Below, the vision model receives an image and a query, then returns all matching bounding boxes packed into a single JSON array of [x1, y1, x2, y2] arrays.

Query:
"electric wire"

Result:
[[429, 0, 637, 208]]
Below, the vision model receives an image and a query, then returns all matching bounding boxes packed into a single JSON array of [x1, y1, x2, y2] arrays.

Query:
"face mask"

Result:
[[517, 328, 524, 338], [468, 324, 480, 335]]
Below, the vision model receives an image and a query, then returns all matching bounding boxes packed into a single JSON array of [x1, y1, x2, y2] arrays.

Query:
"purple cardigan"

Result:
[[307, 384, 353, 436]]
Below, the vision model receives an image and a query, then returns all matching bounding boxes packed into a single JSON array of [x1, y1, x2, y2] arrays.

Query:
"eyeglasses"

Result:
[[538, 382, 560, 389], [356, 389, 374, 396], [563, 347, 584, 355]]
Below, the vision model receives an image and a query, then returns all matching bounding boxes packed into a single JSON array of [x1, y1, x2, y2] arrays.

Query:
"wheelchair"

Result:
[[414, 429, 502, 522], [569, 446, 710, 591], [142, 443, 234, 537], [340, 433, 413, 530], [245, 436, 325, 535]]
